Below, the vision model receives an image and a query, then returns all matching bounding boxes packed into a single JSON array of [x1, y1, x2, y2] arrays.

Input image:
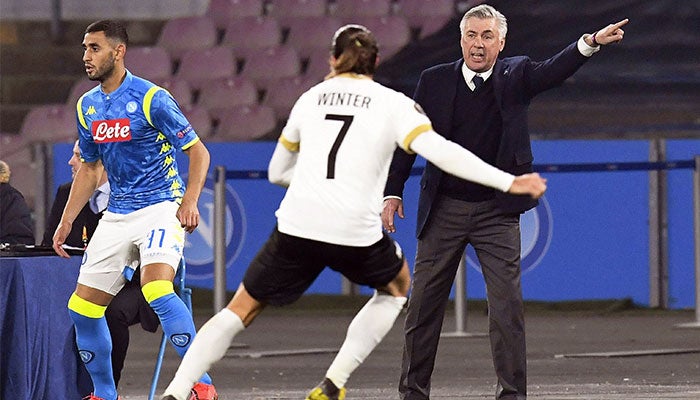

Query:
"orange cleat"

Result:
[[189, 382, 218, 400]]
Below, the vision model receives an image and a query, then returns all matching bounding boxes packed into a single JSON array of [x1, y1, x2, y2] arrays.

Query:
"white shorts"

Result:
[[77, 201, 185, 295]]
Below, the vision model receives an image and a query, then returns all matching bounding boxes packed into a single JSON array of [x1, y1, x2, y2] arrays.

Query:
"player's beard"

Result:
[[88, 54, 117, 82]]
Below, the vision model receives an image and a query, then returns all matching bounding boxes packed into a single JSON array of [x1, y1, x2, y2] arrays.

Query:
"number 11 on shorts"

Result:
[[147, 228, 166, 249]]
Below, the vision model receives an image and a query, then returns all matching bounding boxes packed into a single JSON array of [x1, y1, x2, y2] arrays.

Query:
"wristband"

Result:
[[591, 31, 600, 46]]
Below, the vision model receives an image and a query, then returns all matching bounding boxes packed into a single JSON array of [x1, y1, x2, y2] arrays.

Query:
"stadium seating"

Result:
[[214, 104, 277, 142], [396, 0, 456, 32], [158, 78, 194, 107], [331, 0, 393, 18], [266, 0, 328, 18], [239, 45, 301, 88], [221, 16, 282, 50], [303, 47, 332, 82], [284, 16, 343, 59], [176, 46, 237, 91], [199, 77, 259, 122], [19, 104, 76, 143], [180, 104, 213, 139], [261, 75, 318, 119], [206, 0, 265, 30], [0, 132, 28, 159], [345, 16, 411, 59], [66, 78, 99, 107], [157, 16, 218, 62], [126, 46, 172, 82], [416, 16, 454, 39]]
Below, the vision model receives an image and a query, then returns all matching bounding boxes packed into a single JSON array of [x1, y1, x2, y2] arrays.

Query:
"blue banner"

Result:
[[52, 139, 700, 308]]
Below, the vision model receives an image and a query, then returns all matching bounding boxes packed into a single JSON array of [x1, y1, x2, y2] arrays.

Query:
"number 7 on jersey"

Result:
[[325, 114, 354, 179]]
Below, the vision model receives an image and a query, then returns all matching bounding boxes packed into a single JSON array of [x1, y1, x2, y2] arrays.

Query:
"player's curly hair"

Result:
[[327, 24, 378, 79]]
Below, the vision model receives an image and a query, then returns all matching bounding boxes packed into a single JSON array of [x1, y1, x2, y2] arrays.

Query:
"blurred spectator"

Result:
[[0, 159, 35, 245], [42, 140, 108, 247]]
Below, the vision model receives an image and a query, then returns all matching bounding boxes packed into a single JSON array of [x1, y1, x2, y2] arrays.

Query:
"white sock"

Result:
[[162, 308, 245, 400], [325, 292, 407, 388]]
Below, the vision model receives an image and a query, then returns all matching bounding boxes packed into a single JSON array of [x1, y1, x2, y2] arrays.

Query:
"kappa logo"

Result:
[[85, 105, 97, 115], [170, 333, 191, 347], [79, 350, 95, 364], [91, 118, 132, 143]]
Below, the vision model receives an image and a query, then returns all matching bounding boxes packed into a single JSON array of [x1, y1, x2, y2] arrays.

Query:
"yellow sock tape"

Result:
[[67, 293, 107, 318], [141, 280, 174, 303]]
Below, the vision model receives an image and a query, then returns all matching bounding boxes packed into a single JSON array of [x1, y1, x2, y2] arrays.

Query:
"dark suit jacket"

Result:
[[384, 41, 590, 238], [0, 182, 35, 244], [42, 182, 102, 247]]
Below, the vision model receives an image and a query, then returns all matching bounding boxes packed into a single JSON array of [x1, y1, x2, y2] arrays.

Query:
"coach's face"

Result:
[[82, 31, 121, 82], [460, 17, 505, 73]]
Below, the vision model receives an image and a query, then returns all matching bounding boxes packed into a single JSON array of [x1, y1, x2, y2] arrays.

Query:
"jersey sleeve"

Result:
[[278, 91, 307, 151], [76, 94, 100, 163], [147, 88, 200, 150], [390, 92, 433, 153]]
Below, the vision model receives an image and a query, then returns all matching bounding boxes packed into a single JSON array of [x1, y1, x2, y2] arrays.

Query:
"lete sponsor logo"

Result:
[[91, 118, 132, 142]]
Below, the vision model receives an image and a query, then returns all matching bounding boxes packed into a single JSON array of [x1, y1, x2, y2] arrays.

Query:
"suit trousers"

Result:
[[105, 273, 159, 387], [399, 196, 526, 400]]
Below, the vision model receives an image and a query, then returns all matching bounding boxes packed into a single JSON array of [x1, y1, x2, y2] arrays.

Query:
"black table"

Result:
[[0, 254, 91, 399]]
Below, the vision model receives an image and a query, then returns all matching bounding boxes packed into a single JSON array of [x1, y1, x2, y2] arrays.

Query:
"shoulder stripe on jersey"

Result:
[[76, 94, 88, 130], [402, 124, 432, 154], [143, 86, 163, 127], [182, 136, 200, 151], [278, 135, 300, 152]]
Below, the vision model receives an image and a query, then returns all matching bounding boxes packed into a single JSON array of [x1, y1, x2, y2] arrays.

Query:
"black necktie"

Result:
[[472, 75, 484, 90]]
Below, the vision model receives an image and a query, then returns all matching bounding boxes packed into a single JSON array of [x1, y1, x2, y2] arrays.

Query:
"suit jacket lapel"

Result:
[[438, 60, 462, 140], [491, 59, 506, 111]]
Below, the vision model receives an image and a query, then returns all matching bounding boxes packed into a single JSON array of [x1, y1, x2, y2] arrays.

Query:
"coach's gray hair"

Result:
[[460, 4, 508, 39]]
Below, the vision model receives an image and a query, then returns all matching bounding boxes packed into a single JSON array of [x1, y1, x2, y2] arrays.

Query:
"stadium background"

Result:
[[2, 0, 699, 309]]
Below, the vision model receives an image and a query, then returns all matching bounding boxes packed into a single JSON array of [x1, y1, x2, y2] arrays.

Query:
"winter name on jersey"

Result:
[[91, 118, 132, 143], [318, 92, 371, 108]]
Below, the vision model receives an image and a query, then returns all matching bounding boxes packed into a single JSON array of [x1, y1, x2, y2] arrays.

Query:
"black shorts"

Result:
[[243, 227, 405, 306]]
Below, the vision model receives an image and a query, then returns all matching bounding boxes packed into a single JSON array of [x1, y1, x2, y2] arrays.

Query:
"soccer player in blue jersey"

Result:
[[52, 20, 217, 400]]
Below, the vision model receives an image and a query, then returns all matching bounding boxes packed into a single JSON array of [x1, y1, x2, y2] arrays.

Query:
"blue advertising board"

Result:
[[52, 139, 700, 308]]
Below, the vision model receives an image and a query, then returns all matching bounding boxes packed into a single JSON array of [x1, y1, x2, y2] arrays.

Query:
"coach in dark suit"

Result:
[[382, 5, 628, 400], [42, 181, 102, 247]]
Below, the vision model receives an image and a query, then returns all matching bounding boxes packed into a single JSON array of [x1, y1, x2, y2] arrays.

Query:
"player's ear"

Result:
[[115, 43, 126, 62]]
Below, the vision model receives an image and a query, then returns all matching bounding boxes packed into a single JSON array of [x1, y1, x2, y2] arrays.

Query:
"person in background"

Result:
[[0, 159, 35, 245], [52, 20, 216, 400], [382, 4, 627, 400], [43, 139, 108, 248], [159, 24, 545, 400], [43, 139, 158, 389]]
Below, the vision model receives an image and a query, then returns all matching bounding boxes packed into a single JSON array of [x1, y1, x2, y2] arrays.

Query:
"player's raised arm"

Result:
[[409, 130, 546, 199]]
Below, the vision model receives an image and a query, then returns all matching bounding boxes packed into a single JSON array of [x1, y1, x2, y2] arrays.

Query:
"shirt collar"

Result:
[[461, 63, 494, 90], [99, 69, 132, 99]]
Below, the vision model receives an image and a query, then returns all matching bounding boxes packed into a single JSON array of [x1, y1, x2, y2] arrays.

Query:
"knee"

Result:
[[141, 280, 174, 304], [67, 293, 107, 319], [381, 259, 411, 297]]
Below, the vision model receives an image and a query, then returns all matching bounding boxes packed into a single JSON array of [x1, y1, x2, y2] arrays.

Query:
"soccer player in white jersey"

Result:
[[160, 25, 546, 400], [52, 20, 217, 400]]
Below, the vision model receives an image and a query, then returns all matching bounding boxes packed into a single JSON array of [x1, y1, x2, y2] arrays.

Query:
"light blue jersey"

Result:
[[76, 70, 199, 214]]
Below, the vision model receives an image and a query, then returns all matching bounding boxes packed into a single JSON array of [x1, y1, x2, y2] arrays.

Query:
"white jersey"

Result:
[[275, 74, 431, 246]]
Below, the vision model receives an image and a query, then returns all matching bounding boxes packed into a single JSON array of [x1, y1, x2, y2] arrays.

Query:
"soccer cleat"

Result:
[[82, 395, 122, 400], [305, 378, 346, 400], [189, 382, 219, 400]]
